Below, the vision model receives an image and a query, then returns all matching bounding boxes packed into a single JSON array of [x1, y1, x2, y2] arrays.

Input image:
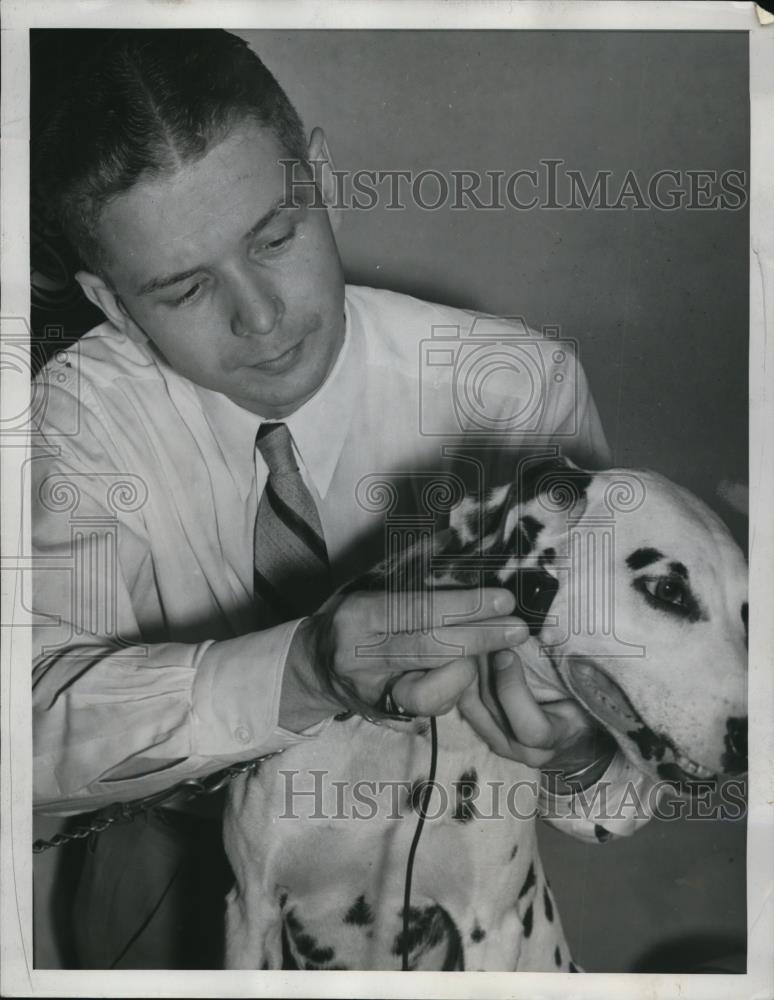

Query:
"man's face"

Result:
[[92, 120, 346, 417]]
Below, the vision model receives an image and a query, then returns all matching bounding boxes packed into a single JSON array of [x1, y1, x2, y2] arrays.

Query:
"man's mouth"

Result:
[[250, 340, 304, 373]]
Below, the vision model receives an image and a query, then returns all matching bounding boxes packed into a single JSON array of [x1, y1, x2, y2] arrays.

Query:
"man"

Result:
[[31, 29, 639, 969]]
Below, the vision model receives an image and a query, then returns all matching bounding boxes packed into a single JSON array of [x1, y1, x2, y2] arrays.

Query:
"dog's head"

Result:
[[447, 456, 748, 784]]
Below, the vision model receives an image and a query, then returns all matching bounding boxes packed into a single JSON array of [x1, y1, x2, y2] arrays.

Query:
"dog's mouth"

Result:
[[563, 656, 716, 787]]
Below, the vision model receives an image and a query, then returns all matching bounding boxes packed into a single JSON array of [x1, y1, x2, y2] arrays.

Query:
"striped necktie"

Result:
[[253, 422, 332, 624]]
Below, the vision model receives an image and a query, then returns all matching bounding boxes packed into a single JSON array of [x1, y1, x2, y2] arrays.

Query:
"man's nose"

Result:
[[229, 273, 283, 338]]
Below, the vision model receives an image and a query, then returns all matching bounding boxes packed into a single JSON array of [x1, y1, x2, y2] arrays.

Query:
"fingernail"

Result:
[[505, 626, 526, 642]]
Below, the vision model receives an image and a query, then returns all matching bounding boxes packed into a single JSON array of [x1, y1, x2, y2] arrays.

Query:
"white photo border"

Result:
[[2, 2, 772, 998]]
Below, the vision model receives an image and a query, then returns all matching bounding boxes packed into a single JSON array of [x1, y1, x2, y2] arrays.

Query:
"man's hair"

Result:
[[33, 29, 308, 276]]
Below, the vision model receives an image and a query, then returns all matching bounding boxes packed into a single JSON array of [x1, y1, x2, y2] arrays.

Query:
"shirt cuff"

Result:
[[190, 620, 333, 758]]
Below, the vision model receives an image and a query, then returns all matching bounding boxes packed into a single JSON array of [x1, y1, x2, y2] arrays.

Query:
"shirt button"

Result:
[[234, 725, 251, 744]]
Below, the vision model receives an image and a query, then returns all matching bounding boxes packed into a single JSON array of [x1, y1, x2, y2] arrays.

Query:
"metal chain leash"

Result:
[[32, 752, 279, 854]]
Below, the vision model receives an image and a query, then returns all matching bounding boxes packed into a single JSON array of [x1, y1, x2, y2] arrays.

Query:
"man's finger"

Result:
[[458, 683, 513, 757], [458, 682, 556, 768], [492, 649, 555, 750], [371, 618, 530, 669], [392, 658, 477, 717], [426, 586, 516, 624], [351, 587, 516, 635]]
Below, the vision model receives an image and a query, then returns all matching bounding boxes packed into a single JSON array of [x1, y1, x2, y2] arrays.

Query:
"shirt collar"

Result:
[[194, 296, 362, 501]]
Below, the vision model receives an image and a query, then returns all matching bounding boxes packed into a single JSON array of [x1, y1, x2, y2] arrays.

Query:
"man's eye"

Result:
[[264, 234, 291, 249], [173, 283, 203, 306], [643, 576, 687, 607], [255, 227, 295, 253]]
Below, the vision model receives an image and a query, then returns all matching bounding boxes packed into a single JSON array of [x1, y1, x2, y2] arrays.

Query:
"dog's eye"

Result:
[[633, 573, 704, 622], [647, 576, 687, 607]]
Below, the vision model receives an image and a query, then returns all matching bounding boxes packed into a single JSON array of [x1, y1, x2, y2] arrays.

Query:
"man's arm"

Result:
[[33, 438, 528, 814], [31, 413, 333, 814], [546, 336, 613, 469]]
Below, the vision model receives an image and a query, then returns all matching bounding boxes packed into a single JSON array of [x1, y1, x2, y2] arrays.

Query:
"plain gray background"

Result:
[[33, 29, 748, 972]]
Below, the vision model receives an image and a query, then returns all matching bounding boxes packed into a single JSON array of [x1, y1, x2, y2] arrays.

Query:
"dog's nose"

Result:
[[723, 716, 747, 774]]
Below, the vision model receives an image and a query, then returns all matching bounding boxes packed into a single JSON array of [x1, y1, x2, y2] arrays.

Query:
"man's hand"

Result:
[[279, 588, 528, 730], [458, 648, 602, 771]]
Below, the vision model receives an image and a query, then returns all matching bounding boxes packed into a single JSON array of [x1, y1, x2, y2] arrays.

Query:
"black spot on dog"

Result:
[[503, 513, 545, 558], [539, 547, 556, 567], [471, 922, 486, 943], [480, 510, 544, 560], [554, 945, 562, 967], [510, 568, 559, 636], [295, 936, 334, 965], [284, 908, 335, 965], [519, 515, 543, 546], [569, 960, 580, 972], [453, 768, 479, 823], [344, 894, 374, 927], [543, 886, 554, 922], [393, 904, 464, 970], [518, 862, 536, 900], [594, 824, 612, 843], [722, 716, 747, 775], [669, 560, 688, 580], [626, 547, 664, 571], [522, 901, 534, 937], [627, 725, 671, 762]]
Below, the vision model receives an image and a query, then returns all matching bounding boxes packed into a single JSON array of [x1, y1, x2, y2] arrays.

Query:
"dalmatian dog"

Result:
[[223, 456, 748, 971]]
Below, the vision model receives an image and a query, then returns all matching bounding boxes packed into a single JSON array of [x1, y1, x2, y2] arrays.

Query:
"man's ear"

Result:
[[306, 127, 341, 231], [75, 270, 135, 333]]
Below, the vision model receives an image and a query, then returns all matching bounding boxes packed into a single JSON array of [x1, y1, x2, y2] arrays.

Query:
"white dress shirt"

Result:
[[32, 285, 615, 815]]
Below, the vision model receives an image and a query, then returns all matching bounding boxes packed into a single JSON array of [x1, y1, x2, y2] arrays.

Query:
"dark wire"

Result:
[[401, 715, 439, 971]]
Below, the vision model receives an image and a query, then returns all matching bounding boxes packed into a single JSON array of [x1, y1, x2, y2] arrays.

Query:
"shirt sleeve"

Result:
[[31, 387, 329, 816], [545, 338, 612, 470]]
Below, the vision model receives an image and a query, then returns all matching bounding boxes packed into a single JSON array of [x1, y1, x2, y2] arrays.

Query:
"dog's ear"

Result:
[[495, 455, 591, 547], [448, 454, 590, 549], [448, 486, 510, 545]]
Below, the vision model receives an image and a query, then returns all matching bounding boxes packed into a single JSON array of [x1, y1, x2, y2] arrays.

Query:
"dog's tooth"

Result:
[[674, 751, 713, 779]]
